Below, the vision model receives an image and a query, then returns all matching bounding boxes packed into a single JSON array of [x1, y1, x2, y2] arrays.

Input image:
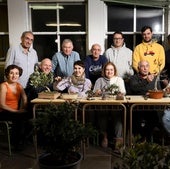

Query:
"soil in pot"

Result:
[[38, 152, 82, 169]]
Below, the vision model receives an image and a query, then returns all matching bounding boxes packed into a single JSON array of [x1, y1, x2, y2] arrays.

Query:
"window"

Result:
[[0, 0, 9, 61], [106, 2, 164, 50], [29, 2, 86, 61]]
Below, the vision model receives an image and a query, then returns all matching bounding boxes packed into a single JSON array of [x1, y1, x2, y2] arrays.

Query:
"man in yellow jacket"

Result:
[[133, 26, 165, 75]]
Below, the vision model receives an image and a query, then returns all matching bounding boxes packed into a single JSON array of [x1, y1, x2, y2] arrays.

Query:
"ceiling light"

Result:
[[29, 5, 64, 10], [46, 23, 81, 27]]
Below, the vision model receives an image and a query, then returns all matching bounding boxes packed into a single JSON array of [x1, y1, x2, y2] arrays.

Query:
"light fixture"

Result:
[[29, 5, 64, 10], [46, 23, 81, 27]]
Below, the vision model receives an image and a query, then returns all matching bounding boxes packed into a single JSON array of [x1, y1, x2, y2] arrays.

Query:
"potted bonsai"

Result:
[[33, 101, 96, 169], [148, 63, 165, 99], [103, 84, 124, 100]]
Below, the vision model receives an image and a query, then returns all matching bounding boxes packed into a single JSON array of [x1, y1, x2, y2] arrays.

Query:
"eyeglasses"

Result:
[[113, 38, 123, 41]]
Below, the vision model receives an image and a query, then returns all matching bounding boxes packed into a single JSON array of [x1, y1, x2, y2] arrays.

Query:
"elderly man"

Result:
[[129, 60, 161, 141], [25, 58, 54, 103], [129, 60, 161, 95], [84, 43, 108, 86], [52, 39, 80, 81], [5, 31, 38, 88]]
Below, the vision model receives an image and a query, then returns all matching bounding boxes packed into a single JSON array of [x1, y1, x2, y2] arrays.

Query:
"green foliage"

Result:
[[33, 102, 97, 164], [29, 66, 54, 88], [114, 139, 170, 169], [105, 84, 120, 95]]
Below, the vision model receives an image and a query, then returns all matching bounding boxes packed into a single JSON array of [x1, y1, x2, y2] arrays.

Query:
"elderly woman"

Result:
[[54, 60, 92, 98], [93, 62, 126, 149]]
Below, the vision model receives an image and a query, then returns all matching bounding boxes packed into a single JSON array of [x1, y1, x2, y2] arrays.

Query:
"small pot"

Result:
[[148, 90, 164, 99]]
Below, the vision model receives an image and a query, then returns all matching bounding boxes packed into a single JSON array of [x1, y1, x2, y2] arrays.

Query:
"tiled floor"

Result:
[[0, 143, 120, 169]]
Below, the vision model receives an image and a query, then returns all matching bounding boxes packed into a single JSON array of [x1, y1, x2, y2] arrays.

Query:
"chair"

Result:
[[0, 121, 12, 156]]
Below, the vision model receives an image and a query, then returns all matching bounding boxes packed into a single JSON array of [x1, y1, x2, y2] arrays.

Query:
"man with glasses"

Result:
[[105, 31, 134, 93], [5, 31, 38, 88], [105, 31, 134, 79]]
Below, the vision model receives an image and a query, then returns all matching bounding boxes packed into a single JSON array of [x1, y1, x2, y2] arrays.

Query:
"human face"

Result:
[[139, 61, 150, 76], [74, 65, 84, 77], [113, 33, 124, 48], [91, 44, 101, 60], [40, 59, 52, 75], [105, 64, 115, 79], [7, 68, 20, 83], [21, 33, 34, 49], [142, 28, 153, 43], [62, 42, 73, 56]]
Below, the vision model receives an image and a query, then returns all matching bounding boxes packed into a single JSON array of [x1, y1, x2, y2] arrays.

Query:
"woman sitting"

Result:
[[93, 62, 126, 149], [0, 65, 28, 150], [54, 60, 92, 98]]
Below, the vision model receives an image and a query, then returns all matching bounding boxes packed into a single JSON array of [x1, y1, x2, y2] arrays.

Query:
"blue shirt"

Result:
[[84, 55, 108, 85], [52, 51, 80, 77], [5, 44, 38, 88]]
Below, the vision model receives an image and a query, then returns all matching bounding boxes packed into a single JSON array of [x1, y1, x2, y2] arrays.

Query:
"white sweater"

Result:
[[93, 76, 126, 95], [105, 44, 134, 79]]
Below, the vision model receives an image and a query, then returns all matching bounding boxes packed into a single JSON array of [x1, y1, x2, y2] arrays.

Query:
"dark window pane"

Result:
[[33, 35, 86, 61], [0, 35, 9, 60], [107, 3, 133, 31], [135, 34, 163, 46], [60, 4, 85, 31], [136, 6, 163, 32], [31, 3, 57, 32], [107, 34, 133, 51], [0, 3, 8, 32], [33, 35, 57, 61], [30, 3, 85, 32]]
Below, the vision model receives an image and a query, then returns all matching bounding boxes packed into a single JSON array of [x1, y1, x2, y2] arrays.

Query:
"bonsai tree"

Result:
[[33, 101, 96, 167]]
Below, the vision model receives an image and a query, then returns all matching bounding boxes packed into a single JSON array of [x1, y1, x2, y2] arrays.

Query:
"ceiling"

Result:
[[102, 0, 170, 8]]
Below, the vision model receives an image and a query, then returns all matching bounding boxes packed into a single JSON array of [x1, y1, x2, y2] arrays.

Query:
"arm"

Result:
[[84, 58, 90, 78], [54, 78, 69, 91], [20, 86, 27, 110], [132, 46, 140, 73], [52, 53, 58, 72], [5, 47, 15, 68], [159, 46, 165, 72]]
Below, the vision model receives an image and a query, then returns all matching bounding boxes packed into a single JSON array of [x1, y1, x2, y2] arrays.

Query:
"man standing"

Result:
[[133, 26, 165, 74], [5, 31, 38, 88], [84, 43, 108, 86], [105, 31, 134, 79], [52, 39, 80, 81]]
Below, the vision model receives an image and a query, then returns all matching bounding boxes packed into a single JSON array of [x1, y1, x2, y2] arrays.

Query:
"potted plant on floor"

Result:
[[33, 101, 96, 169], [113, 137, 170, 169]]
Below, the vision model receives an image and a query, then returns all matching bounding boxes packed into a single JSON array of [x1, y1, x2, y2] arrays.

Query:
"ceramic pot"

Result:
[[148, 90, 164, 99]]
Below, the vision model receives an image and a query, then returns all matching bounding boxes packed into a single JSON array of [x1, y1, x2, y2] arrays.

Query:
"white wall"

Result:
[[7, 0, 29, 46], [87, 0, 106, 54]]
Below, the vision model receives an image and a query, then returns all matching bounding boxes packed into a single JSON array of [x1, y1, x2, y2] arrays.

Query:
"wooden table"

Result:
[[126, 95, 170, 146]]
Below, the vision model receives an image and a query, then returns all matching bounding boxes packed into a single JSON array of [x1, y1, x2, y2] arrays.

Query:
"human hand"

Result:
[[55, 76, 62, 81], [147, 74, 155, 82]]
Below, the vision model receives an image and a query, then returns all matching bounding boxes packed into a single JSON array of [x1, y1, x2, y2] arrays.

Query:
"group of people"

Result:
[[0, 25, 170, 151]]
